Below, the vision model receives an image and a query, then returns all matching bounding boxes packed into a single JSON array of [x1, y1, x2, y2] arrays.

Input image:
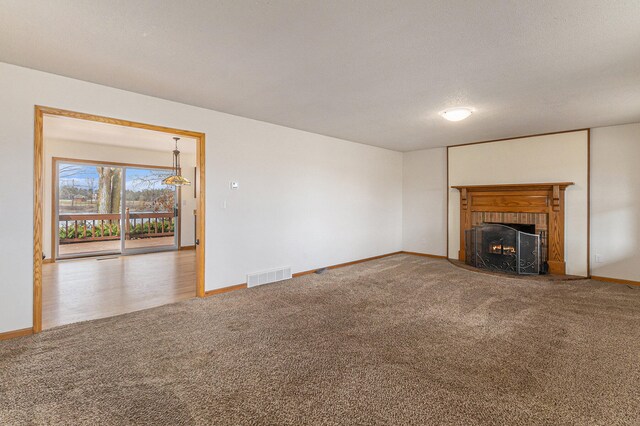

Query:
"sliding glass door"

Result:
[[122, 167, 178, 254], [55, 160, 178, 259], [57, 162, 123, 257]]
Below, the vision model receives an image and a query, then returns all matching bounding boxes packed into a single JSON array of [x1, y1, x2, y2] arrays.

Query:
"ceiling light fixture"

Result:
[[440, 107, 473, 122], [162, 137, 191, 186]]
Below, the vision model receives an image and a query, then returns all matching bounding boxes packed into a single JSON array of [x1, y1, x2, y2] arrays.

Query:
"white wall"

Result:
[[43, 138, 197, 259], [401, 125, 640, 282], [402, 148, 447, 255], [448, 131, 589, 276], [591, 123, 640, 281], [0, 62, 402, 333], [3, 59, 636, 334]]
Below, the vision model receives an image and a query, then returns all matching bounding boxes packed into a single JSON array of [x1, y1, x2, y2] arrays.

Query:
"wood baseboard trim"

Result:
[[292, 269, 317, 278], [401, 251, 447, 259], [205, 251, 441, 295], [591, 276, 640, 287], [204, 283, 247, 297], [292, 251, 403, 278], [179, 245, 196, 251], [0, 327, 33, 341], [547, 260, 567, 276], [42, 258, 54, 264], [204, 252, 404, 296]]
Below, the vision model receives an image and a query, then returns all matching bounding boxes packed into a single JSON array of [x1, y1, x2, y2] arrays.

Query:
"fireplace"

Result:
[[465, 224, 541, 274], [453, 183, 573, 274]]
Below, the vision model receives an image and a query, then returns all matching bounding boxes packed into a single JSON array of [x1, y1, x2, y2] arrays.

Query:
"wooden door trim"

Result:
[[34, 106, 206, 333]]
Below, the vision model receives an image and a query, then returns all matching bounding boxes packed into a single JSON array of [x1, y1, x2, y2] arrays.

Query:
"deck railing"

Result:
[[59, 209, 175, 244]]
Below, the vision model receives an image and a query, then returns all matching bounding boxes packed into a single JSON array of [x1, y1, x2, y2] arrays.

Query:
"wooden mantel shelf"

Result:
[[452, 182, 574, 275], [452, 182, 574, 192]]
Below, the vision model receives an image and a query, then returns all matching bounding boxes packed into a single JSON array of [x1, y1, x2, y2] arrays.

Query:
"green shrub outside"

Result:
[[59, 219, 174, 240]]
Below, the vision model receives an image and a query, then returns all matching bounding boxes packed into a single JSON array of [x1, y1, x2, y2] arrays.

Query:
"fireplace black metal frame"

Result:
[[465, 224, 541, 275]]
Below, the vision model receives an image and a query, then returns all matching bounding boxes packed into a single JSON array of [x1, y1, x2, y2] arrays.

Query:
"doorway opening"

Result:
[[34, 106, 206, 332]]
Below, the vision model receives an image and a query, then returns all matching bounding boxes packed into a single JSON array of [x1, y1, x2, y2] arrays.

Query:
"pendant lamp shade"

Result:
[[162, 137, 191, 186]]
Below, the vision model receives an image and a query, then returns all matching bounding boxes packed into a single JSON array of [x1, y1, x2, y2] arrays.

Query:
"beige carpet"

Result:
[[1, 254, 639, 425]]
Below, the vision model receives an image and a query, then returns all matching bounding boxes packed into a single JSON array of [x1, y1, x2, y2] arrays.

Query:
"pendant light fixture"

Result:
[[162, 137, 191, 186]]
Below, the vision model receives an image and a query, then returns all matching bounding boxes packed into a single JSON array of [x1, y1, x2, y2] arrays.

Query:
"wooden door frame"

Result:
[[34, 106, 206, 333]]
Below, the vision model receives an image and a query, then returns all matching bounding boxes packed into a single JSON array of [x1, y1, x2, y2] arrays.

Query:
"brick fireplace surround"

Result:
[[452, 183, 573, 275]]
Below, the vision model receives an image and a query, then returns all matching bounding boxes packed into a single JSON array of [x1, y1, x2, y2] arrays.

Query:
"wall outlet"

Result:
[[230, 181, 239, 189], [595, 254, 603, 263]]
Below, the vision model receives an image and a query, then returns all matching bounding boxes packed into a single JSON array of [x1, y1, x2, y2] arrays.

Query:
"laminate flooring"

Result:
[[42, 250, 196, 329]]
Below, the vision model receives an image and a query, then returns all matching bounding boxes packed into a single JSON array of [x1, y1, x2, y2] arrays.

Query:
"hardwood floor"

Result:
[[42, 250, 196, 330]]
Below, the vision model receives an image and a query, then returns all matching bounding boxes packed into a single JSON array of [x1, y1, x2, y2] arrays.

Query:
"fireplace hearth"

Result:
[[465, 224, 542, 275]]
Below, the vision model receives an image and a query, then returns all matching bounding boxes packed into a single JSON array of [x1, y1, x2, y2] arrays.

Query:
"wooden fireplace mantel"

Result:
[[453, 182, 574, 274]]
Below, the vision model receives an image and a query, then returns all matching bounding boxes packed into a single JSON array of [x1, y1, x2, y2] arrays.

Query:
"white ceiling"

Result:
[[44, 115, 197, 154], [2, 1, 640, 151]]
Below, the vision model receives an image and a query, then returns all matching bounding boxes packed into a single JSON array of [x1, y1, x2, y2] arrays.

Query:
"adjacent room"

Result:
[[41, 114, 200, 329], [0, 1, 639, 425]]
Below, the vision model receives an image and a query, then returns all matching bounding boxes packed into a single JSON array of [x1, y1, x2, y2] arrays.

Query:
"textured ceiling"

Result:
[[2, 0, 640, 151], [44, 115, 197, 154]]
